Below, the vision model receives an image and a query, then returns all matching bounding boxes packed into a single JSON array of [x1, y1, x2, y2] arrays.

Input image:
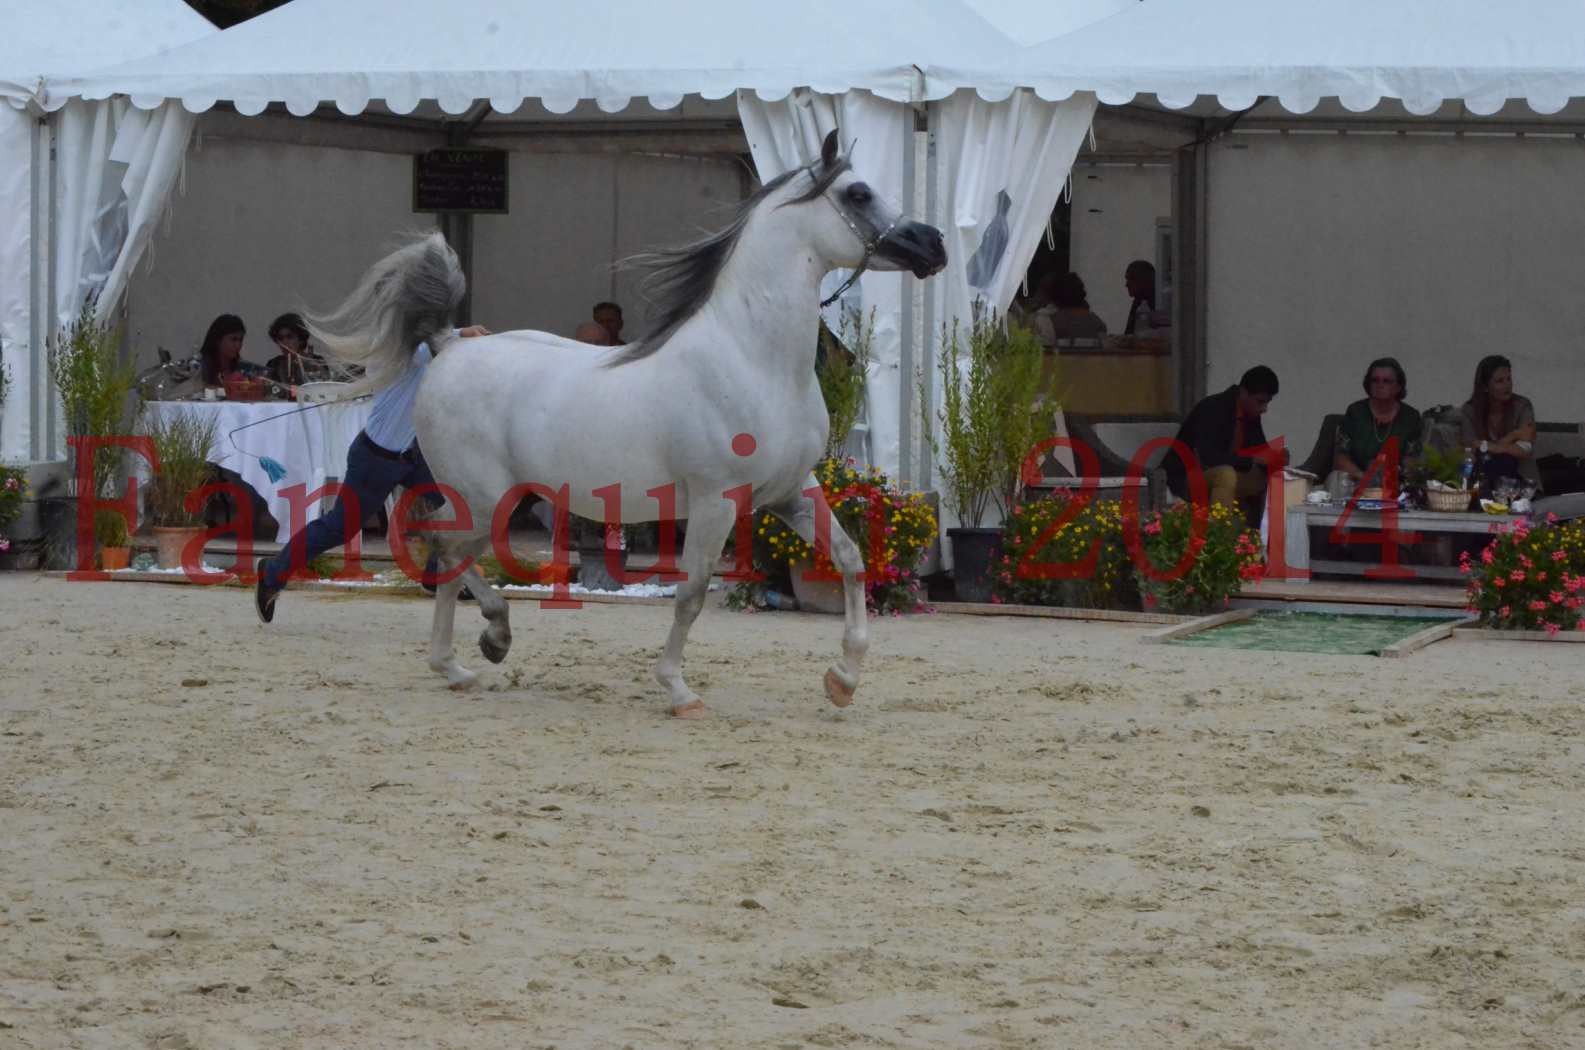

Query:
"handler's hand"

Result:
[[458, 325, 492, 338]]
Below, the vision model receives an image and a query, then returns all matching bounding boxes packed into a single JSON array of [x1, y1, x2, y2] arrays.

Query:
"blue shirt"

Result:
[[363, 343, 432, 453]]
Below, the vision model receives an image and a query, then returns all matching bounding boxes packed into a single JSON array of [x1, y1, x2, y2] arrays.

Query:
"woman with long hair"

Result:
[[198, 313, 264, 386], [1459, 354, 1540, 491]]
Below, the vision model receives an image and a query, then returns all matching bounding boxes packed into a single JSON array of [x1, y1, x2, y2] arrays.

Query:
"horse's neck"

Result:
[[689, 210, 825, 385]]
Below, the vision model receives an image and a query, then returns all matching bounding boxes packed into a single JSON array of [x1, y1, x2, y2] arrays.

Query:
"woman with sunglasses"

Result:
[[1334, 356, 1423, 489]]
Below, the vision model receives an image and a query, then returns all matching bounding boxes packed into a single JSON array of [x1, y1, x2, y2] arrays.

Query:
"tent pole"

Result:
[[443, 103, 492, 326], [898, 69, 928, 491], [919, 98, 936, 493]]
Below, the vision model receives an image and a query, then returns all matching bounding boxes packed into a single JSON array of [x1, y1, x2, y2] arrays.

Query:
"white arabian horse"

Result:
[[307, 131, 947, 717]]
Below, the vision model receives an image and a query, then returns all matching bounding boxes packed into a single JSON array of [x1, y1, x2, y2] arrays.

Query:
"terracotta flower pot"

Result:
[[153, 525, 206, 570], [99, 546, 131, 571]]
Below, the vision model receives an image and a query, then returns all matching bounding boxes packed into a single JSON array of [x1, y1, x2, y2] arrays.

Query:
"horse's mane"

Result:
[[604, 156, 852, 367]]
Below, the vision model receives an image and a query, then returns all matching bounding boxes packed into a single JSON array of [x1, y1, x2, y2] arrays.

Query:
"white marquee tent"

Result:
[[1, 0, 214, 465], [38, 0, 1107, 511], [960, 0, 1585, 114]]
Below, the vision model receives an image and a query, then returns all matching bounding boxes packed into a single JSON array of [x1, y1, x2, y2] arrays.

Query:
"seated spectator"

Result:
[[1460, 354, 1541, 492], [1165, 365, 1284, 528], [573, 321, 612, 345], [1121, 259, 1171, 339], [264, 312, 334, 386], [198, 314, 265, 387], [593, 301, 625, 345], [1334, 356, 1423, 488], [1031, 271, 1108, 345]]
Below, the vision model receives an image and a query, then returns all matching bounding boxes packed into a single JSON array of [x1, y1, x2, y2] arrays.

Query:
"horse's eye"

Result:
[[847, 183, 872, 205]]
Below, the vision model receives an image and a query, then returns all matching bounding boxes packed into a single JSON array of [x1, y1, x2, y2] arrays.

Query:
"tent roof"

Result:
[[961, 0, 1135, 47], [42, 0, 1017, 115], [2, 0, 213, 103], [953, 0, 1585, 116]]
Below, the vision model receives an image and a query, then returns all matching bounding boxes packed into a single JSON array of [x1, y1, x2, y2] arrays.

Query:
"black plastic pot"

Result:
[[947, 526, 1003, 604]]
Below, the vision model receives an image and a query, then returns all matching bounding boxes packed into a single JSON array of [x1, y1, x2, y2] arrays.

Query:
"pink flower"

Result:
[[1552, 591, 1566, 604], [3, 477, 16, 491], [1493, 577, 1505, 589], [1144, 520, 1162, 536], [1529, 600, 1547, 612], [0, 537, 8, 552], [1546, 622, 1561, 637], [1520, 555, 1534, 569], [1500, 605, 1512, 618], [1143, 593, 1157, 607], [1538, 571, 1549, 582], [1547, 512, 1560, 524], [1554, 550, 1568, 563], [1481, 547, 1495, 564], [1510, 570, 1526, 582], [990, 595, 1003, 604]]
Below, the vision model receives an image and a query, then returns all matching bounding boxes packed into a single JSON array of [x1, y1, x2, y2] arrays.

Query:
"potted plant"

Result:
[[140, 408, 219, 569], [48, 301, 139, 569], [1133, 501, 1265, 615], [922, 310, 1058, 602], [0, 462, 24, 566], [1414, 444, 1472, 512], [738, 457, 937, 615], [95, 509, 131, 570]]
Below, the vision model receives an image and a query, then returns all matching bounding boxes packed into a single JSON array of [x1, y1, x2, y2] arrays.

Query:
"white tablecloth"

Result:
[[137, 399, 373, 542]]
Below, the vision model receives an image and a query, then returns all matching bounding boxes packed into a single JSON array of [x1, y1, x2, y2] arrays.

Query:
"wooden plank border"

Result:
[[1380, 615, 1478, 658], [1452, 626, 1585, 644], [1141, 608, 1254, 644]]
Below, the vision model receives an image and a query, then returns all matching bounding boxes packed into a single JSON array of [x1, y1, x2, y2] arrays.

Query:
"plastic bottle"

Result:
[[762, 589, 799, 611], [1460, 449, 1475, 491]]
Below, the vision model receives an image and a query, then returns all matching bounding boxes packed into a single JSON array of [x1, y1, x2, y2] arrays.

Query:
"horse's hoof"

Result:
[[824, 668, 856, 708], [670, 700, 709, 719], [448, 669, 479, 692], [478, 628, 510, 664]]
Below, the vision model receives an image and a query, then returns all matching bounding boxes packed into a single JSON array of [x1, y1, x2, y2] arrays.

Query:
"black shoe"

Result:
[[255, 557, 281, 624]]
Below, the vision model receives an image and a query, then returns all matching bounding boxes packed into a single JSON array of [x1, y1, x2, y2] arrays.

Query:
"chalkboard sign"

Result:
[[413, 148, 508, 213]]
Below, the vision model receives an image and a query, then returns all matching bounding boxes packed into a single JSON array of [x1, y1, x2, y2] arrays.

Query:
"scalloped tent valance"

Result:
[[937, 0, 1585, 117], [41, 0, 1019, 115]]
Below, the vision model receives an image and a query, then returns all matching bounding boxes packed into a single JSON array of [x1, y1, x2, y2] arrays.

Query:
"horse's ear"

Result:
[[820, 129, 840, 170]]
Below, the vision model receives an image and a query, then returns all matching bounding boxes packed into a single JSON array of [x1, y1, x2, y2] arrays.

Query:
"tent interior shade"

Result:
[[42, 0, 1019, 115], [949, 0, 1585, 116]]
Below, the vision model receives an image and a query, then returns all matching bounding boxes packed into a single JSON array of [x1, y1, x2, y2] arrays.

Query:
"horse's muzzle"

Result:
[[879, 221, 948, 279]]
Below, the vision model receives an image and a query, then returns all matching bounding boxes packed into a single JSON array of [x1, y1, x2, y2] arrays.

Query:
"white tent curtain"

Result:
[[54, 98, 195, 330], [738, 88, 911, 481], [0, 105, 35, 462], [739, 86, 1096, 535], [928, 90, 1096, 543]]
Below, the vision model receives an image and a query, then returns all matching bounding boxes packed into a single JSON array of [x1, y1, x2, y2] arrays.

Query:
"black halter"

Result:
[[818, 176, 901, 309]]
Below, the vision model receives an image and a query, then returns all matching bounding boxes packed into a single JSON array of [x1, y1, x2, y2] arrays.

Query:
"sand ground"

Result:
[[2, 574, 1583, 1049]]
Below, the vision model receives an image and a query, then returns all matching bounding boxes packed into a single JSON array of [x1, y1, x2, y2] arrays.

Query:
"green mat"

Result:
[[1171, 611, 1455, 656]]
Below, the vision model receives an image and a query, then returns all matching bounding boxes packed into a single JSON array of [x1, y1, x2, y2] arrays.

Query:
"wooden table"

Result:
[[1281, 502, 1526, 582]]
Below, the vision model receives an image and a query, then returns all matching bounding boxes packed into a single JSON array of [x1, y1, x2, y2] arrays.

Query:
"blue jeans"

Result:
[[262, 432, 443, 589]]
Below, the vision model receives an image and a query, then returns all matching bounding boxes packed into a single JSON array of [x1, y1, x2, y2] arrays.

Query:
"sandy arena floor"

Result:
[[2, 574, 1583, 1049]]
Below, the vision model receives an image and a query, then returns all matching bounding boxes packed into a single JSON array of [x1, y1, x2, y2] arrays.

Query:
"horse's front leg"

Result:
[[764, 480, 868, 708], [654, 498, 735, 719], [428, 535, 491, 691]]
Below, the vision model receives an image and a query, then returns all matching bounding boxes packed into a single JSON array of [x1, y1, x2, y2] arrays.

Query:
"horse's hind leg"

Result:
[[764, 481, 868, 708], [427, 532, 492, 691], [654, 497, 735, 719]]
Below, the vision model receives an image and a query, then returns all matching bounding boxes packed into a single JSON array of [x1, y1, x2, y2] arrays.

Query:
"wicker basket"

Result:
[[1425, 487, 1471, 513]]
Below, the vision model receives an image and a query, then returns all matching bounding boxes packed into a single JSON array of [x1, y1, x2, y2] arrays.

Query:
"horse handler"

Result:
[[254, 324, 491, 623]]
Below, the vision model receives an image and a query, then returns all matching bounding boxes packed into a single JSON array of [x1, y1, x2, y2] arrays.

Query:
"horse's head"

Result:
[[793, 130, 947, 281]]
